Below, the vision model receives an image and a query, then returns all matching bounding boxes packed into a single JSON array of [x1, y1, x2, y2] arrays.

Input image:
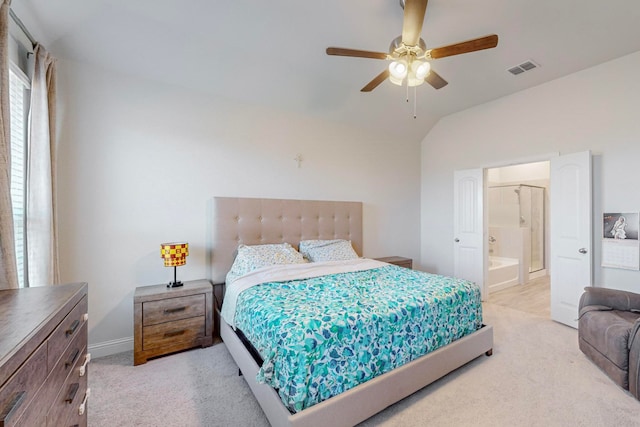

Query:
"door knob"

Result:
[[454, 238, 460, 242], [578, 248, 588, 254]]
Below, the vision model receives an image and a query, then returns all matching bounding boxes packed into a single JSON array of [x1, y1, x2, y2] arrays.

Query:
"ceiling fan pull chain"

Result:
[[413, 86, 417, 119], [406, 82, 409, 103]]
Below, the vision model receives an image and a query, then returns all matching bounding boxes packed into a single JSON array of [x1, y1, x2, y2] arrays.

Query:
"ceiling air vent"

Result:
[[507, 60, 539, 76], [508, 66, 525, 75]]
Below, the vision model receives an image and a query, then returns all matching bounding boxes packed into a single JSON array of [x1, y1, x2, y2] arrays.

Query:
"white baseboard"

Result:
[[88, 336, 133, 359]]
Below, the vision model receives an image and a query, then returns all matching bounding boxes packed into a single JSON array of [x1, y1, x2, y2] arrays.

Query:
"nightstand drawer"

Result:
[[142, 316, 205, 351], [143, 294, 205, 326], [375, 256, 413, 269]]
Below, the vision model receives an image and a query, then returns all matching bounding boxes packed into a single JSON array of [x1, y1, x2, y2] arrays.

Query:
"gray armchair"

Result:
[[578, 286, 640, 400]]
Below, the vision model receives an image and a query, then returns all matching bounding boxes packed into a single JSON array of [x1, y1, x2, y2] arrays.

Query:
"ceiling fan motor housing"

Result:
[[389, 35, 427, 58]]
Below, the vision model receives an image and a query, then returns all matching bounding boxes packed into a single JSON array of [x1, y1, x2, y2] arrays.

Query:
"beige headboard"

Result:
[[209, 197, 363, 283]]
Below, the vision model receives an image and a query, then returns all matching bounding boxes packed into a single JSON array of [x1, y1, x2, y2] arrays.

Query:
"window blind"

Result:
[[9, 66, 30, 288]]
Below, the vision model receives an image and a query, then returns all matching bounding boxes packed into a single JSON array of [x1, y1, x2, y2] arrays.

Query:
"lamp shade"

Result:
[[388, 60, 408, 80], [160, 242, 189, 267], [412, 60, 431, 80]]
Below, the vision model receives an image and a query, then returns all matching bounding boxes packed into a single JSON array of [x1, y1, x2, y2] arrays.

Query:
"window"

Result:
[[9, 64, 30, 288]]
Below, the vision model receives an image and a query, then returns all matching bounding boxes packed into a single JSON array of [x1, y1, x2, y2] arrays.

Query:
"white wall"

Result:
[[421, 50, 640, 294], [487, 161, 550, 184], [56, 60, 421, 352]]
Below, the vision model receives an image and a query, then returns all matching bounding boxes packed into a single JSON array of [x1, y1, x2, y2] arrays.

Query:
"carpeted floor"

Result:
[[89, 303, 640, 426]]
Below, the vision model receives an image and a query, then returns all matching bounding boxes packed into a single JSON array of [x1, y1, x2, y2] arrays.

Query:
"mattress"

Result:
[[222, 259, 483, 413]]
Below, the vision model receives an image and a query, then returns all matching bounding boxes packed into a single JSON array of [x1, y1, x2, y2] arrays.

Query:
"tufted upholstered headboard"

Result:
[[209, 197, 363, 284]]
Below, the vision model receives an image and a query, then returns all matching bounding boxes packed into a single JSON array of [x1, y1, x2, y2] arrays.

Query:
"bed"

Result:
[[210, 197, 493, 427]]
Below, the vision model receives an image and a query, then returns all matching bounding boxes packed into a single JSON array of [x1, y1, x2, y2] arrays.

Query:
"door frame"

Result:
[[455, 151, 593, 327], [477, 152, 559, 299]]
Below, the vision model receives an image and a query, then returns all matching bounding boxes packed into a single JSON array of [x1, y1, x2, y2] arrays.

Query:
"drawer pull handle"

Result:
[[79, 353, 92, 376], [164, 329, 186, 338], [0, 391, 26, 424], [65, 383, 79, 404], [66, 319, 80, 337], [164, 306, 187, 314], [78, 388, 91, 416], [66, 348, 81, 369]]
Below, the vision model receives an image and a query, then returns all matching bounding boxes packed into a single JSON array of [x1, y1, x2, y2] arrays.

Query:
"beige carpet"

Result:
[[89, 303, 640, 426]]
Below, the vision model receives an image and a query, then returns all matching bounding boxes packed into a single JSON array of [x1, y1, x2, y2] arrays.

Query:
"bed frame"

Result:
[[210, 196, 493, 427]]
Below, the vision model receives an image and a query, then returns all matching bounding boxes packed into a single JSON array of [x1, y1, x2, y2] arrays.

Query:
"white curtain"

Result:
[[0, 0, 18, 290], [26, 43, 59, 286]]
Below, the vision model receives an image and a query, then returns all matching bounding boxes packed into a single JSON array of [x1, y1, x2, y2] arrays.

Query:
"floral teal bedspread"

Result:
[[233, 264, 483, 413]]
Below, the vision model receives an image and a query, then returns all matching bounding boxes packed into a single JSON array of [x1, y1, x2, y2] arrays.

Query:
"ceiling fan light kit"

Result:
[[389, 60, 408, 79], [326, 0, 499, 112]]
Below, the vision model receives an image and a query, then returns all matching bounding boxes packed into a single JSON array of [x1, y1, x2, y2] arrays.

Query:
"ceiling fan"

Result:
[[326, 0, 498, 92]]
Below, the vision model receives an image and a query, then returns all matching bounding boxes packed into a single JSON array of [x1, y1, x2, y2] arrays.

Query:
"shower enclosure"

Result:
[[488, 184, 545, 274]]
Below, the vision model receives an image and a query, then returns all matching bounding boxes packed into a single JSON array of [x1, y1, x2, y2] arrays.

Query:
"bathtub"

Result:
[[488, 256, 520, 293]]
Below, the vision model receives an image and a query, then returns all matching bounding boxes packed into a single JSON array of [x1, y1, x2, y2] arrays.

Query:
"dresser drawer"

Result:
[[143, 294, 205, 326], [13, 386, 46, 427], [143, 316, 205, 351], [47, 296, 88, 371], [47, 340, 88, 427], [14, 323, 88, 427], [0, 343, 48, 427], [64, 399, 88, 427], [47, 322, 88, 408]]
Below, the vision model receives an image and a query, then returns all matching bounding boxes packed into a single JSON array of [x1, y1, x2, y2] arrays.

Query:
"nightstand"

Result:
[[375, 256, 413, 269], [134, 279, 213, 365]]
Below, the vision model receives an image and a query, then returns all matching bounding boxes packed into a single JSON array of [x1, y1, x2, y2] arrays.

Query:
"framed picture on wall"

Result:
[[602, 212, 640, 270]]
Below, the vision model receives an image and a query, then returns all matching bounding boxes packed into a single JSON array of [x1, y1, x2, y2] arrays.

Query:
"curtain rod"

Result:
[[9, 8, 36, 48]]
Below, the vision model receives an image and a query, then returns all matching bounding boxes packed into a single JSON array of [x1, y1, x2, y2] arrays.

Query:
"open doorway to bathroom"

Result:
[[486, 161, 550, 318]]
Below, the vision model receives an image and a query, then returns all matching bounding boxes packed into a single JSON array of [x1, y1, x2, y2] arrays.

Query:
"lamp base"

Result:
[[167, 281, 183, 288], [167, 266, 184, 288]]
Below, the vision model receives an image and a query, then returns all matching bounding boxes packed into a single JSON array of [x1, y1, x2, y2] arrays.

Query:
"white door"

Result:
[[453, 168, 486, 299], [550, 151, 592, 328]]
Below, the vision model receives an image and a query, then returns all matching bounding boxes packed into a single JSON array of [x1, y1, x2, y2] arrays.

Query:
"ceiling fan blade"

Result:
[[326, 47, 388, 60], [401, 0, 428, 46], [361, 69, 390, 92], [425, 70, 448, 89], [427, 34, 498, 59]]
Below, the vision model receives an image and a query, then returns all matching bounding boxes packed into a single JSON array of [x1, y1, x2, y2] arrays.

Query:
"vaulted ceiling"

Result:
[[14, 0, 640, 142]]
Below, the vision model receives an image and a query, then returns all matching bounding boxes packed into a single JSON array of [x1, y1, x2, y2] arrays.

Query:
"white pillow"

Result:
[[298, 239, 359, 262], [225, 243, 306, 284]]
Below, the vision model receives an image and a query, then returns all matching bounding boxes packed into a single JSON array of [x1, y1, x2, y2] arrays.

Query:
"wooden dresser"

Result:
[[134, 279, 213, 365], [0, 282, 89, 427]]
